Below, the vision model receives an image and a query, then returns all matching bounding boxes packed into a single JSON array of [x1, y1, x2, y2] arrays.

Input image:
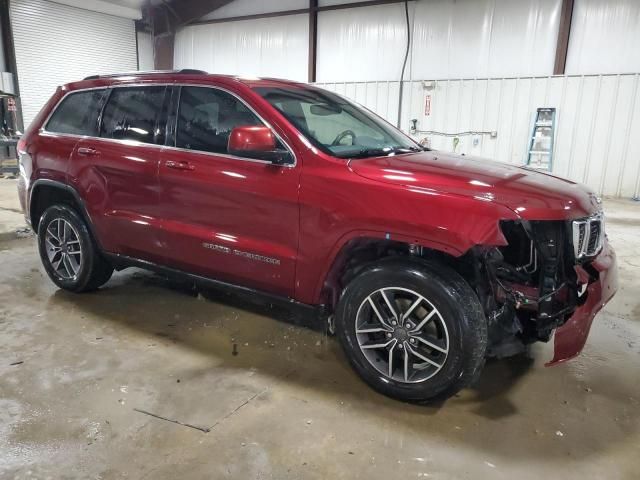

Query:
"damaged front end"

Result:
[[470, 214, 616, 364]]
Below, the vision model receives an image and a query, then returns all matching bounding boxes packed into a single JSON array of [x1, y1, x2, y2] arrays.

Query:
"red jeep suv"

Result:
[[17, 71, 618, 402]]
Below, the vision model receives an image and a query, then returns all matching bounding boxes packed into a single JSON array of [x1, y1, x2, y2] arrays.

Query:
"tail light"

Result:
[[17, 136, 26, 154], [16, 137, 32, 179]]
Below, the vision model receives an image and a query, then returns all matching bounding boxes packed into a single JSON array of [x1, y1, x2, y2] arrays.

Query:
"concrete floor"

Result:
[[1, 177, 639, 479], [0, 176, 25, 238]]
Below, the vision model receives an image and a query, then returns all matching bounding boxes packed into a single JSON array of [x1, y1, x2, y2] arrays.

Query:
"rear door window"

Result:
[[46, 89, 108, 136], [100, 86, 167, 144]]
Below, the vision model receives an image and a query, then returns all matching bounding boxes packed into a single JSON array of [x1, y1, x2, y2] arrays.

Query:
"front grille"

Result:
[[572, 214, 604, 259]]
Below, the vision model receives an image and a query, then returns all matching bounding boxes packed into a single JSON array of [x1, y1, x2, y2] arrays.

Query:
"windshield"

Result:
[[253, 86, 423, 159]]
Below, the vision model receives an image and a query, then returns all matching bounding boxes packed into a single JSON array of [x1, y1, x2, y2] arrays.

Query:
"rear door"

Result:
[[68, 85, 169, 262], [158, 85, 300, 296]]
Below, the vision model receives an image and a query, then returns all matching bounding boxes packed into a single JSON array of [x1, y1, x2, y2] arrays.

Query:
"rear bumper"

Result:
[[16, 174, 31, 227], [546, 240, 618, 366]]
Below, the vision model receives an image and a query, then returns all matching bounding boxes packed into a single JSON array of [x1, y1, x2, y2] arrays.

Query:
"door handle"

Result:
[[77, 147, 100, 156], [165, 160, 195, 171]]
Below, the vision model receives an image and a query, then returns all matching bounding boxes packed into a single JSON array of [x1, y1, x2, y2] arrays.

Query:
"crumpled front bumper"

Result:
[[546, 240, 618, 366]]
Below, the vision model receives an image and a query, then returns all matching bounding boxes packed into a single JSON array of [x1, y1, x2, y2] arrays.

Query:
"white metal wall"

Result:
[[317, 3, 409, 83], [317, 0, 562, 82], [136, 30, 154, 71], [177, 0, 640, 83], [410, 0, 562, 80], [0, 73, 15, 95], [10, 0, 138, 127], [174, 14, 309, 82], [566, 0, 640, 75], [316, 74, 640, 199], [172, 0, 640, 198], [177, 0, 563, 82]]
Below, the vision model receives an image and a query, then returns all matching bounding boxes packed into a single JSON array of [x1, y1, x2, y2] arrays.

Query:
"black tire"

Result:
[[335, 258, 487, 403], [37, 204, 113, 292]]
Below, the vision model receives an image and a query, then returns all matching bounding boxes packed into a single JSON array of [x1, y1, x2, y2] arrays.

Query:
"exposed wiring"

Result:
[[396, 0, 410, 128], [484, 248, 570, 309]]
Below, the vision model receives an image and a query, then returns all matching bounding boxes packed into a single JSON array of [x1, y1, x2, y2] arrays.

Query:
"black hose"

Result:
[[396, 0, 410, 128]]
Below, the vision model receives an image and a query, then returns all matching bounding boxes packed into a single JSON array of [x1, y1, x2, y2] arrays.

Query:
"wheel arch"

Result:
[[315, 232, 478, 312], [29, 179, 101, 249]]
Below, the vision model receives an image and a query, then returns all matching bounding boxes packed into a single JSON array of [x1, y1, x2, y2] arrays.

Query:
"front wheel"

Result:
[[335, 259, 487, 403]]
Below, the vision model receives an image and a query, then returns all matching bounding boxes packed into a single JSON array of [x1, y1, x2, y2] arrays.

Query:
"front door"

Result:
[[159, 86, 300, 297]]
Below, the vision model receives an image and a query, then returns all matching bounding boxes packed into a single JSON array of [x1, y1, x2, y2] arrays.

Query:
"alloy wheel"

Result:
[[355, 287, 449, 383], [45, 218, 83, 280]]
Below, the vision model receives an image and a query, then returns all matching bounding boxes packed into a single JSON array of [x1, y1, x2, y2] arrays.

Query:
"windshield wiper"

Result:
[[347, 145, 423, 159]]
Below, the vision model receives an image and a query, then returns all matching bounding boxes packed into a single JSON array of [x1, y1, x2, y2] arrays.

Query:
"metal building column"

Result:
[[308, 0, 318, 83], [0, 0, 19, 96], [554, 0, 574, 75], [147, 0, 235, 70]]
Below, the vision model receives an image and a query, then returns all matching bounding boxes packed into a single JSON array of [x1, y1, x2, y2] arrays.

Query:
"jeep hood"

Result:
[[348, 151, 599, 220]]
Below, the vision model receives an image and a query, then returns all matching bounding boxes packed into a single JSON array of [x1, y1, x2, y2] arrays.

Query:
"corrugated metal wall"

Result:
[[173, 0, 640, 198], [174, 14, 309, 82], [177, 0, 565, 82], [10, 0, 137, 127], [316, 74, 640, 198], [176, 0, 640, 80], [136, 30, 154, 71], [566, 0, 640, 75], [317, 0, 562, 82]]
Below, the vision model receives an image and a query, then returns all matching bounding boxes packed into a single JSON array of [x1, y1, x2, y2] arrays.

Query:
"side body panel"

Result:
[[239, 84, 527, 305], [157, 82, 302, 297], [19, 87, 75, 224], [292, 153, 520, 304], [18, 75, 607, 311], [159, 148, 301, 296], [29, 132, 79, 194], [67, 138, 164, 262]]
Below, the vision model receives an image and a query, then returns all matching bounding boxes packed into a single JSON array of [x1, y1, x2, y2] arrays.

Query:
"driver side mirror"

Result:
[[228, 125, 292, 165]]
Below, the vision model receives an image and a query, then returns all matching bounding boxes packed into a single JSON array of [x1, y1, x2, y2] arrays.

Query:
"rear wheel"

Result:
[[37, 204, 113, 292], [335, 259, 487, 403]]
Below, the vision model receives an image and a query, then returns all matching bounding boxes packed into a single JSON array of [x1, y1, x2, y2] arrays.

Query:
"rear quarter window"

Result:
[[45, 89, 108, 136]]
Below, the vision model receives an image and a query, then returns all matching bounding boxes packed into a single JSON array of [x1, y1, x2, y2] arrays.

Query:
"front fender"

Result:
[[294, 160, 521, 305], [308, 216, 510, 306]]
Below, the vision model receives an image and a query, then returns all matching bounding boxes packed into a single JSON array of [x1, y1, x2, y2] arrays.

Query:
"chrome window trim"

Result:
[[165, 144, 276, 165], [39, 129, 277, 166], [39, 82, 297, 168]]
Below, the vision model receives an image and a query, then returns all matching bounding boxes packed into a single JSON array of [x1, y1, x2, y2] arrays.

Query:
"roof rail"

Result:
[[83, 69, 207, 81]]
